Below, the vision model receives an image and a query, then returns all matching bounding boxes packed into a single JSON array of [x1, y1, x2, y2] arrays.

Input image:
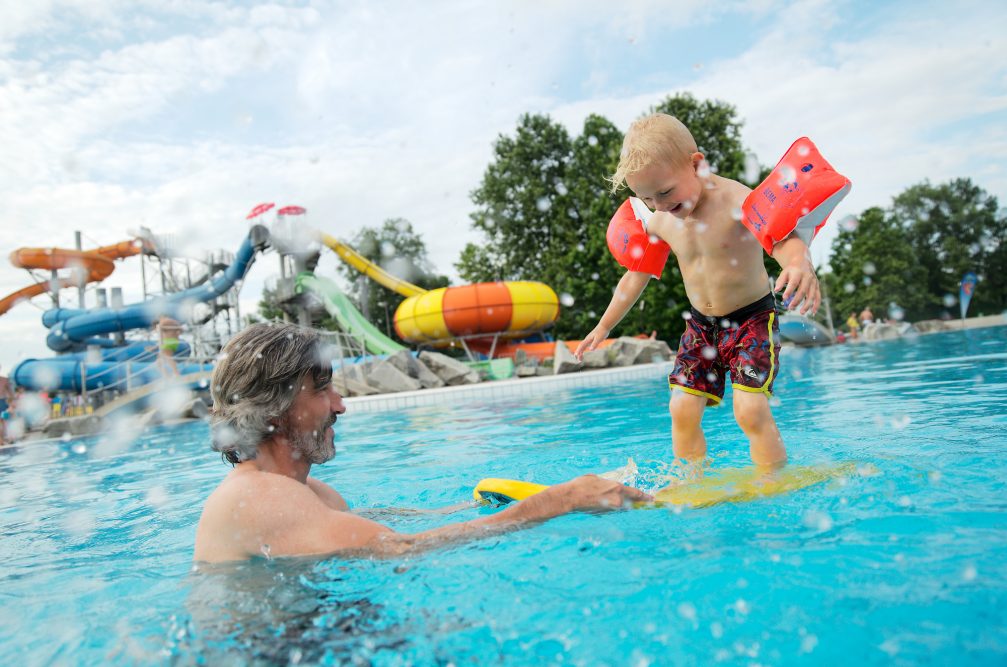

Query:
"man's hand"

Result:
[[548, 474, 653, 511], [574, 325, 610, 360], [774, 259, 820, 315]]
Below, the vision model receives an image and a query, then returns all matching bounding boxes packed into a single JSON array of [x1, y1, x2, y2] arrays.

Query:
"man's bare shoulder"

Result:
[[306, 476, 349, 511], [195, 469, 389, 562]]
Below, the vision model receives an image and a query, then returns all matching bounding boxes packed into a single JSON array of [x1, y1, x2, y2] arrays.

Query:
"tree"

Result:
[[457, 97, 763, 343], [337, 219, 449, 338], [651, 93, 748, 182], [552, 113, 689, 340], [824, 207, 928, 323], [456, 114, 574, 285], [892, 178, 1006, 317]]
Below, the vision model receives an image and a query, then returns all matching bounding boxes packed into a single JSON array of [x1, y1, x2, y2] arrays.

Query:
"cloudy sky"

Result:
[[1, 0, 1005, 372]]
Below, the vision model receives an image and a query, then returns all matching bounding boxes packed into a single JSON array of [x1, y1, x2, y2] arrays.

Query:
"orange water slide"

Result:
[[1, 240, 144, 316]]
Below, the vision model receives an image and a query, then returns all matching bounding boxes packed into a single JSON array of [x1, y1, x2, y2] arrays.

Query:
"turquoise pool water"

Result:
[[1, 325, 1006, 665]]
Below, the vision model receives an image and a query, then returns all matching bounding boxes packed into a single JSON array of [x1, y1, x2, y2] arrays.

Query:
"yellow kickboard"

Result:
[[474, 463, 857, 509], [651, 462, 856, 508]]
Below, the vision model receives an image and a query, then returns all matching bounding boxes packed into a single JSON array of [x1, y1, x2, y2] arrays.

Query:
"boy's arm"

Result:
[[574, 271, 651, 359], [772, 237, 820, 315]]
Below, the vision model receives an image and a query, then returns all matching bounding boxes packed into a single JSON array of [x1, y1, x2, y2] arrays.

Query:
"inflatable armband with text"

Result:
[[741, 137, 851, 255], [606, 197, 671, 279]]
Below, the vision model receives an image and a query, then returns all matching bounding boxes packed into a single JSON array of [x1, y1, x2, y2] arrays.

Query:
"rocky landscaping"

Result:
[[331, 336, 674, 397]]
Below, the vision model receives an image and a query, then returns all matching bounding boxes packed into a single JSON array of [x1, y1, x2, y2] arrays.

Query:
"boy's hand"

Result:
[[774, 259, 821, 315], [574, 325, 610, 360]]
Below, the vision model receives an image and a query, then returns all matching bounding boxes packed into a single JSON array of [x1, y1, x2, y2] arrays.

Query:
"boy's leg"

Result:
[[732, 390, 786, 467], [669, 389, 708, 461]]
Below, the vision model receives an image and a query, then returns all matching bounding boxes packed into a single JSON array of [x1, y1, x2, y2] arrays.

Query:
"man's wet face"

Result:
[[280, 410, 337, 464]]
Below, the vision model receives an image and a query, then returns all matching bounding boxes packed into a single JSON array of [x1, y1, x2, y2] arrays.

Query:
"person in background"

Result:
[[858, 306, 874, 326], [0, 365, 13, 445], [846, 311, 860, 339], [156, 315, 183, 377], [194, 323, 651, 563]]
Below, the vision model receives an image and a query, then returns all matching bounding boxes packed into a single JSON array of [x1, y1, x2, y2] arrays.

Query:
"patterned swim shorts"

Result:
[[668, 293, 780, 405]]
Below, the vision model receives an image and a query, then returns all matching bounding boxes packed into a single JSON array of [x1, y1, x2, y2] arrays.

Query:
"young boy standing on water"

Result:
[[575, 114, 822, 467]]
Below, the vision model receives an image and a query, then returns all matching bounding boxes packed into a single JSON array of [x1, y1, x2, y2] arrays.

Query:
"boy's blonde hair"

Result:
[[610, 113, 698, 193]]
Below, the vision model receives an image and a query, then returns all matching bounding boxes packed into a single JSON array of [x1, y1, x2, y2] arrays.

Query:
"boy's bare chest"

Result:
[[665, 214, 759, 264]]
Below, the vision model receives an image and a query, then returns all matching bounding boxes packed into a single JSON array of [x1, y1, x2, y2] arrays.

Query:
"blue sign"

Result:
[[960, 271, 978, 320]]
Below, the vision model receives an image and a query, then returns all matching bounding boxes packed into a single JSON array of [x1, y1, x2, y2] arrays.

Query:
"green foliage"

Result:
[[336, 219, 449, 338], [825, 178, 1005, 322], [256, 283, 286, 322], [457, 114, 574, 284], [650, 93, 748, 182], [824, 207, 928, 323], [458, 98, 759, 343], [892, 178, 1006, 317]]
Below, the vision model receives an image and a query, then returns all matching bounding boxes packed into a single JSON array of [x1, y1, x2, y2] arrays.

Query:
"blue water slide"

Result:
[[43, 225, 269, 352], [57, 340, 192, 362], [12, 357, 211, 393]]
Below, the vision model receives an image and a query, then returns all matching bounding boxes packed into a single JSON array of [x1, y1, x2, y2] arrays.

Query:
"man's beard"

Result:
[[279, 413, 336, 465]]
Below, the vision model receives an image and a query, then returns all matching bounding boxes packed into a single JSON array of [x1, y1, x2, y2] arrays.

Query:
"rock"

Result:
[[581, 348, 610, 369], [553, 341, 583, 374], [367, 361, 423, 393], [386, 350, 446, 388], [609, 337, 647, 366], [331, 373, 380, 397], [133, 409, 160, 430], [182, 397, 210, 420], [43, 415, 102, 437], [418, 351, 480, 385], [862, 322, 900, 340], [914, 319, 946, 333], [515, 366, 538, 378], [641, 339, 674, 363]]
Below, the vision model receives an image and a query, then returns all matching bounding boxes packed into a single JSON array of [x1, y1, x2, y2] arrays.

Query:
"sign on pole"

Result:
[[959, 271, 978, 322]]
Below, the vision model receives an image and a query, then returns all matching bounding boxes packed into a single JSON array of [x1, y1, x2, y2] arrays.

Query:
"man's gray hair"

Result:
[[209, 323, 333, 465]]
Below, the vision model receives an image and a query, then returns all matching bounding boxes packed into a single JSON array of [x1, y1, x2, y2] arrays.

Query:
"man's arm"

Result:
[[771, 237, 820, 315], [574, 271, 651, 359], [209, 474, 651, 562], [349, 475, 651, 557]]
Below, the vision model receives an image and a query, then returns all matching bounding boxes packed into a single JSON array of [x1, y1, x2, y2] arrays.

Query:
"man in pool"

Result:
[[194, 323, 651, 563]]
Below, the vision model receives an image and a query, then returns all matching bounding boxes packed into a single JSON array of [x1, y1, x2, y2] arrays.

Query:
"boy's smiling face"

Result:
[[626, 152, 706, 217]]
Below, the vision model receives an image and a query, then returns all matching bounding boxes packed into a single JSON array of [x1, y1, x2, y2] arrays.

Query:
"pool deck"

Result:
[[344, 361, 676, 412]]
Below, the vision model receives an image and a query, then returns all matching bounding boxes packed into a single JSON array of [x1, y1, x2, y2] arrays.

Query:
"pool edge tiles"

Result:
[[343, 362, 676, 412]]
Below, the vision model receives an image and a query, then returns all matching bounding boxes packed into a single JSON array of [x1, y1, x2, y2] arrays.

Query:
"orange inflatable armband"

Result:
[[741, 137, 851, 255], [606, 197, 671, 279]]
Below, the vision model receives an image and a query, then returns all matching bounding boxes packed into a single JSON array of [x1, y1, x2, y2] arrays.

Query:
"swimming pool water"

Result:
[[1, 325, 1006, 665]]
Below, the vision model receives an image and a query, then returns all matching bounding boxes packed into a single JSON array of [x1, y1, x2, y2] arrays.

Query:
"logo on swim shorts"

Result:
[[742, 366, 759, 380]]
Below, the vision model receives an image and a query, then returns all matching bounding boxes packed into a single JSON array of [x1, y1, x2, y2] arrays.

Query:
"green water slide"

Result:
[[296, 273, 406, 355]]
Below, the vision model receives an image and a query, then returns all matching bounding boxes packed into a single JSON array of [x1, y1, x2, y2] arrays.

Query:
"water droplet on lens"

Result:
[[743, 152, 760, 184]]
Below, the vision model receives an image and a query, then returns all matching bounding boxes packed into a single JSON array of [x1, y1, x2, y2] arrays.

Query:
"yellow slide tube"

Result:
[[316, 232, 427, 298]]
